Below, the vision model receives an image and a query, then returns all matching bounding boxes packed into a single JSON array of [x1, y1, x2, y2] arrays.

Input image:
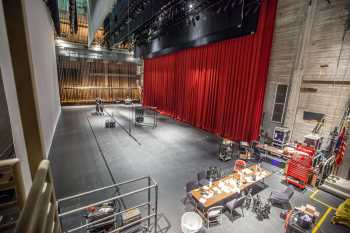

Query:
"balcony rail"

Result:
[[14, 160, 62, 233]]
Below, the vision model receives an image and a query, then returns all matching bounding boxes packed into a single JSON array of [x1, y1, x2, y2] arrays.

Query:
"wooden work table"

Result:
[[256, 143, 292, 160], [191, 165, 272, 209]]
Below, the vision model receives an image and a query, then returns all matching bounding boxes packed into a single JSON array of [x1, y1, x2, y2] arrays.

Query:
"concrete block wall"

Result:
[[263, 0, 308, 136], [264, 0, 350, 148]]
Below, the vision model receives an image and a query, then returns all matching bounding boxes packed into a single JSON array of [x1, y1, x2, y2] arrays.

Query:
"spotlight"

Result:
[[55, 38, 68, 48], [189, 3, 193, 10], [92, 44, 102, 51], [55, 38, 64, 44]]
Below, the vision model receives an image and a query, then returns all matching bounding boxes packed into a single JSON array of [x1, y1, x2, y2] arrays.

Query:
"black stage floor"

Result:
[[49, 105, 349, 233]]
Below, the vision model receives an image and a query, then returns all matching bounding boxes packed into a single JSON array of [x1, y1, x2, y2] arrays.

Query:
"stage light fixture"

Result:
[[55, 38, 68, 48], [92, 44, 102, 51], [106, 0, 261, 50], [55, 38, 64, 44]]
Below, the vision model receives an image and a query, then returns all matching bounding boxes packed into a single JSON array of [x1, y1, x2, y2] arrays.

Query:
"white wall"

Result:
[[0, 0, 32, 193], [0, 72, 12, 154], [23, 0, 61, 157], [0, 0, 61, 192]]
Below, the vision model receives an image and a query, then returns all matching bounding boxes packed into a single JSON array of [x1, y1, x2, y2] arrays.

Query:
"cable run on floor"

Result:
[[105, 108, 142, 146], [86, 115, 127, 210]]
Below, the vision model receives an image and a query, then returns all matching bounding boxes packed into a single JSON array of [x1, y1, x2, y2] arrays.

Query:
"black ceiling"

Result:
[[44, 0, 61, 34], [103, 0, 261, 58]]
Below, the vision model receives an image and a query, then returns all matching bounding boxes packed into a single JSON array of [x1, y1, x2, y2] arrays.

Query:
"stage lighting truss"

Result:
[[104, 0, 261, 48]]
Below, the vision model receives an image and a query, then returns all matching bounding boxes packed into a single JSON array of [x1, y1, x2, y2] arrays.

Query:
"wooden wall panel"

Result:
[[57, 56, 140, 105]]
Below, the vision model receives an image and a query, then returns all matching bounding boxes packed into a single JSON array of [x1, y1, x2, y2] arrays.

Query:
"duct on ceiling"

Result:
[[87, 0, 117, 46], [55, 40, 141, 63]]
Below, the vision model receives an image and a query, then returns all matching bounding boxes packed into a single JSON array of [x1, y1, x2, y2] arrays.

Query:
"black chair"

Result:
[[269, 186, 294, 209], [223, 167, 232, 177], [226, 196, 246, 218], [231, 142, 240, 159], [184, 180, 199, 204], [197, 171, 209, 186], [253, 146, 262, 162], [205, 206, 224, 228]]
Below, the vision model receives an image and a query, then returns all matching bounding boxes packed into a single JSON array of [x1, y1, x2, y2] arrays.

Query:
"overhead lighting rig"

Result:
[[104, 0, 261, 49], [69, 0, 78, 33]]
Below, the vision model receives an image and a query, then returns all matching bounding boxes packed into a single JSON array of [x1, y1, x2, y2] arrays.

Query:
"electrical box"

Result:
[[304, 134, 322, 150], [273, 127, 290, 148]]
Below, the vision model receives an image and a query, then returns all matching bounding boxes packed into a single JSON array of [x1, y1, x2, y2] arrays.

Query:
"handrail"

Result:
[[14, 160, 62, 233], [57, 175, 151, 203], [0, 158, 26, 209], [59, 184, 157, 218], [0, 143, 15, 159], [58, 175, 159, 233], [67, 202, 151, 233]]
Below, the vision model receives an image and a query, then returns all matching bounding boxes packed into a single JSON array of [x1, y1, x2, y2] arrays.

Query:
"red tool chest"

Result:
[[286, 152, 313, 189]]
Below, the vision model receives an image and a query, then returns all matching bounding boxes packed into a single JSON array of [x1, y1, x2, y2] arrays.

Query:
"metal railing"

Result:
[[0, 158, 26, 209], [0, 143, 15, 159], [57, 176, 159, 233], [14, 160, 62, 233], [318, 155, 336, 185], [133, 106, 158, 129]]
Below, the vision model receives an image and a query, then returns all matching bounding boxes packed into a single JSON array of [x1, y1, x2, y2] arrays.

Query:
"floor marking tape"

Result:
[[312, 207, 332, 233], [309, 189, 336, 210], [310, 189, 319, 199]]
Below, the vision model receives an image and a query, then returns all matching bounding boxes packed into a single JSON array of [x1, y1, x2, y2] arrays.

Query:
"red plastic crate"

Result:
[[296, 144, 316, 157]]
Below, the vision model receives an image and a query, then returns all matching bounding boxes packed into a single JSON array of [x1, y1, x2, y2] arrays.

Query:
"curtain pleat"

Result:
[[143, 0, 277, 142]]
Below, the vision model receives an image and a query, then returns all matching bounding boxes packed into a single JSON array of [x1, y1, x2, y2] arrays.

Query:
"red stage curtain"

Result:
[[143, 0, 278, 142]]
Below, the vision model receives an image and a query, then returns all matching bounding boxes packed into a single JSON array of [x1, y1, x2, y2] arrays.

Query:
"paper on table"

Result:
[[203, 192, 214, 199], [226, 178, 236, 186], [213, 187, 222, 194], [242, 168, 253, 175], [199, 198, 207, 204], [222, 186, 234, 193], [256, 172, 267, 181], [233, 188, 240, 194], [246, 177, 254, 183]]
